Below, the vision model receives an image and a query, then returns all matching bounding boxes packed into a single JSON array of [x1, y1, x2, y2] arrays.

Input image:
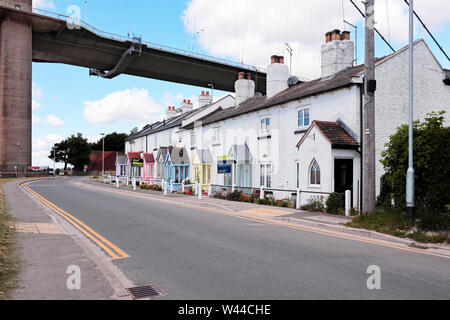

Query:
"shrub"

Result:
[[140, 183, 148, 190], [326, 193, 345, 215], [301, 196, 325, 212], [381, 111, 450, 215], [226, 190, 241, 202], [347, 208, 412, 234], [416, 208, 450, 232]]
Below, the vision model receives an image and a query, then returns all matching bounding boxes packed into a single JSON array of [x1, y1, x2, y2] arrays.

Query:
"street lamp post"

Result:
[[53, 145, 56, 177], [101, 133, 105, 176], [406, 0, 415, 219]]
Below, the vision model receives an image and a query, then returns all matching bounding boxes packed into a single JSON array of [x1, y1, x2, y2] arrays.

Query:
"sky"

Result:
[[31, 0, 450, 167]]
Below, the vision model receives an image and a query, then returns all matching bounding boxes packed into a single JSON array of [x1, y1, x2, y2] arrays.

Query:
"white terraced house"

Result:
[[126, 29, 450, 210]]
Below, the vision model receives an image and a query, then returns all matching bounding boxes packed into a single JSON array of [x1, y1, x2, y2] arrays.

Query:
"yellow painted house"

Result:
[[191, 149, 213, 192]]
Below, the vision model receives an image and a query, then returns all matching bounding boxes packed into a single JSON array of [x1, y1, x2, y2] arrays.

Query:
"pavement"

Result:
[[2, 179, 133, 300], [8, 176, 448, 300]]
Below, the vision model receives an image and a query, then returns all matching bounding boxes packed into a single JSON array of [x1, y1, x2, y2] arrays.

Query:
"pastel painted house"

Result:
[[191, 148, 213, 192], [127, 152, 143, 180], [142, 153, 155, 183], [115, 154, 128, 178], [164, 147, 190, 191], [155, 146, 172, 181]]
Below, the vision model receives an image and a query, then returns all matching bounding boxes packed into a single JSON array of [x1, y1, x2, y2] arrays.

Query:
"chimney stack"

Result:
[[321, 29, 354, 78], [235, 72, 255, 106], [181, 99, 193, 114], [266, 55, 289, 98], [198, 90, 213, 108], [166, 106, 177, 119]]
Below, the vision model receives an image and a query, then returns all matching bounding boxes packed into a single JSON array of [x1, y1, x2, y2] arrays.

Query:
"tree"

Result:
[[90, 132, 128, 152], [48, 140, 70, 170], [129, 127, 138, 136], [48, 133, 91, 171], [380, 111, 450, 214]]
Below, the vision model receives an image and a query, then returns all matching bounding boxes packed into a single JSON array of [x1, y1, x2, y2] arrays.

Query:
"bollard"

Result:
[[198, 183, 202, 200], [195, 181, 198, 196], [260, 186, 264, 200], [182, 181, 185, 193], [345, 190, 352, 217], [296, 188, 301, 210], [208, 185, 212, 198], [132, 178, 136, 191], [163, 180, 167, 196], [116, 179, 119, 188]]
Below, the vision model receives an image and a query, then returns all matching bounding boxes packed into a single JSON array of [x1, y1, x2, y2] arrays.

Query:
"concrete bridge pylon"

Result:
[[0, 0, 32, 173]]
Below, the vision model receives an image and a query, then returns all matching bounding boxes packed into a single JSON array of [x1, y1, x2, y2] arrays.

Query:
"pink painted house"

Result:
[[142, 153, 155, 183]]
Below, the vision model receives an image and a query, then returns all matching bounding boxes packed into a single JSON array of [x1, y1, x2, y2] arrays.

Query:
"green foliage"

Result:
[[301, 196, 325, 212], [381, 111, 450, 215], [90, 132, 128, 152], [226, 190, 241, 202], [326, 193, 345, 215], [49, 133, 91, 171], [347, 208, 412, 234]]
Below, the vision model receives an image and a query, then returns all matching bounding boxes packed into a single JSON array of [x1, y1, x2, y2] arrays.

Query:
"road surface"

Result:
[[26, 177, 450, 299]]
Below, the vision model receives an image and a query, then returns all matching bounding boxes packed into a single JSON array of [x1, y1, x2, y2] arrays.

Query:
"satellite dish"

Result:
[[288, 76, 299, 87]]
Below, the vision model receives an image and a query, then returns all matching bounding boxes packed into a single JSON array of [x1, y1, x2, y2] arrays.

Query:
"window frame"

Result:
[[297, 107, 311, 129], [260, 163, 272, 188], [260, 116, 271, 136], [309, 159, 321, 186]]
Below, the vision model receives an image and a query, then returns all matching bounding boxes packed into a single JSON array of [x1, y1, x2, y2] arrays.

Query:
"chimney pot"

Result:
[[325, 31, 332, 43], [206, 91, 209, 96], [238, 72, 245, 80], [331, 29, 341, 41], [271, 55, 279, 64], [278, 56, 285, 64], [341, 31, 351, 41]]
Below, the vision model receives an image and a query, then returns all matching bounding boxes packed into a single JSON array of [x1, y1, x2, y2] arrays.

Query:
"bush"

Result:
[[226, 190, 241, 202], [416, 208, 450, 232], [301, 196, 325, 212], [347, 208, 412, 234], [326, 193, 344, 215], [381, 111, 450, 216]]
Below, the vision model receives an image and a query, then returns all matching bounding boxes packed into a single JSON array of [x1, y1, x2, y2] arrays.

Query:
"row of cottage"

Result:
[[124, 29, 450, 209]]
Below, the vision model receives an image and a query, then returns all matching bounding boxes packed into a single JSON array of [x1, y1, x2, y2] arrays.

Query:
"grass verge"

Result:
[[0, 178, 20, 300], [346, 208, 449, 244]]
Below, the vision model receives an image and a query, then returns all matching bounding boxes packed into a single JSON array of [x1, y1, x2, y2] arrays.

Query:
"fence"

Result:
[[209, 184, 346, 210]]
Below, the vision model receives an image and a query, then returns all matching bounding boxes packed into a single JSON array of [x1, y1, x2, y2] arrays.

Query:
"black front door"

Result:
[[334, 159, 353, 194]]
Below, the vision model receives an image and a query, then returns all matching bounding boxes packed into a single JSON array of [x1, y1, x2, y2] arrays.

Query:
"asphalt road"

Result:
[[28, 177, 450, 299]]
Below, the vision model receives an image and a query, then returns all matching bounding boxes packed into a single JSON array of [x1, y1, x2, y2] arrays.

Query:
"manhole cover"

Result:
[[127, 284, 164, 299]]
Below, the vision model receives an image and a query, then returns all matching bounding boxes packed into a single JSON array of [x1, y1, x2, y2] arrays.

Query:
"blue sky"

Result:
[[31, 0, 450, 166]]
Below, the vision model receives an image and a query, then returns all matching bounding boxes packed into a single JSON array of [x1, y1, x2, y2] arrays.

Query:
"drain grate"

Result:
[[127, 284, 162, 299]]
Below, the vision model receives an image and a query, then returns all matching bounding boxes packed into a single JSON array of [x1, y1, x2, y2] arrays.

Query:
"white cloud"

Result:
[[183, 0, 450, 79], [32, 82, 43, 111], [32, 114, 42, 125], [32, 134, 63, 167], [82, 88, 164, 125], [45, 114, 65, 127], [32, 0, 55, 10]]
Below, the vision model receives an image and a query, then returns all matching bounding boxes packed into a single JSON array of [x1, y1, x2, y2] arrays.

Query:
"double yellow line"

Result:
[[23, 183, 129, 260]]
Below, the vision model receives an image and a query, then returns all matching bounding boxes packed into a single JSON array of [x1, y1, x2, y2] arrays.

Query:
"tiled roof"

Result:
[[88, 151, 117, 171], [195, 149, 213, 164], [296, 121, 359, 149], [127, 152, 141, 163], [116, 154, 127, 165], [143, 153, 155, 163], [170, 147, 190, 164]]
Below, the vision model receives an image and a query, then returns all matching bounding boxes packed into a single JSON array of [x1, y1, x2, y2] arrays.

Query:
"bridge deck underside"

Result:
[[0, 6, 266, 93]]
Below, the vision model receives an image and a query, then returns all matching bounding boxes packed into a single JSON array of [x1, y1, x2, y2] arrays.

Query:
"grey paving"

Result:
[[3, 179, 116, 300], [27, 178, 450, 300]]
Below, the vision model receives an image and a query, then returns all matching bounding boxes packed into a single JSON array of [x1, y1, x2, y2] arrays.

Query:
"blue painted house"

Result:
[[164, 147, 190, 191]]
